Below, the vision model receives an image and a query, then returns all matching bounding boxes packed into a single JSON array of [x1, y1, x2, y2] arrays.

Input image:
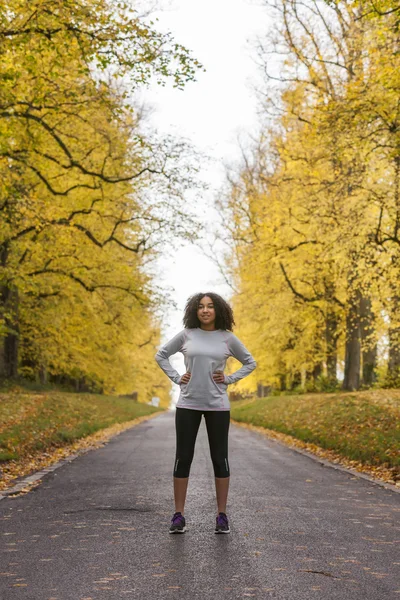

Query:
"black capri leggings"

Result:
[[174, 407, 230, 479]]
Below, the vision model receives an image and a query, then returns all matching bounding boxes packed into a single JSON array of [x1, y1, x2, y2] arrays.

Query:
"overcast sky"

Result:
[[141, 0, 270, 394]]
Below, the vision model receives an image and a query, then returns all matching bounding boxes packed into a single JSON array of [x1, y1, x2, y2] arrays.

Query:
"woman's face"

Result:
[[197, 296, 216, 328]]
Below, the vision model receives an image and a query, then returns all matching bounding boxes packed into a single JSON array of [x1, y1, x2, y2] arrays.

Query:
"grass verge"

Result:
[[0, 388, 163, 490], [230, 389, 400, 485]]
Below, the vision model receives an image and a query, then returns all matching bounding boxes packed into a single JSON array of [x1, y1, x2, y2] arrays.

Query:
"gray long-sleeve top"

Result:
[[155, 327, 257, 411]]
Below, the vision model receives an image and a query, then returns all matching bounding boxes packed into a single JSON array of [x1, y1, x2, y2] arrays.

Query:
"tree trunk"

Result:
[[388, 292, 400, 385], [0, 242, 19, 379], [290, 370, 301, 390], [360, 294, 377, 386], [324, 277, 338, 384], [343, 287, 361, 391], [325, 310, 338, 383], [305, 362, 323, 390], [312, 362, 323, 380], [0, 285, 19, 379], [39, 365, 48, 385], [278, 373, 286, 391], [4, 329, 19, 378], [387, 158, 400, 384]]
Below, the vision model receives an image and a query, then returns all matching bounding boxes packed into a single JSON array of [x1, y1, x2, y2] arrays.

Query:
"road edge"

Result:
[[232, 419, 400, 495], [0, 412, 162, 501]]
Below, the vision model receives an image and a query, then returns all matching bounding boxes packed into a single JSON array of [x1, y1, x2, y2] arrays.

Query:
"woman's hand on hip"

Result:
[[180, 372, 191, 385], [213, 370, 225, 384]]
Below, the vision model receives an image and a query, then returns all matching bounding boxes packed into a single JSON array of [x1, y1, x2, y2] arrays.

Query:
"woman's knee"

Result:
[[173, 455, 193, 478], [211, 455, 230, 478]]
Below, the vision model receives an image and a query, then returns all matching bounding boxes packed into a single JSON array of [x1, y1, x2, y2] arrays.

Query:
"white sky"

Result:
[[141, 0, 270, 397]]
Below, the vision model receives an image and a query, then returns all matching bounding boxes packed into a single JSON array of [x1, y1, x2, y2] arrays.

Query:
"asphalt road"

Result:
[[0, 411, 399, 600]]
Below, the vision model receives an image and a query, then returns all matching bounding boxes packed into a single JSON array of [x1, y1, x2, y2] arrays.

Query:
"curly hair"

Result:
[[183, 292, 235, 331]]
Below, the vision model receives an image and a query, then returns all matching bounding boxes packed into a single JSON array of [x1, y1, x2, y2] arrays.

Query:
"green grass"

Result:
[[231, 389, 400, 473], [0, 389, 163, 462]]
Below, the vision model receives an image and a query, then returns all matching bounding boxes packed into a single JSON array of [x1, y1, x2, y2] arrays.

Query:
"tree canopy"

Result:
[[0, 0, 201, 401], [221, 0, 400, 393]]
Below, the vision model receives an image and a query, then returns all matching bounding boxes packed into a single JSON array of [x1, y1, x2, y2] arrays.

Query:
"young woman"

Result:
[[155, 292, 256, 534]]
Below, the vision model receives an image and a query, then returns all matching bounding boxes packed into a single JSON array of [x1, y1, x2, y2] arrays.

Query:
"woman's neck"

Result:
[[200, 324, 216, 331]]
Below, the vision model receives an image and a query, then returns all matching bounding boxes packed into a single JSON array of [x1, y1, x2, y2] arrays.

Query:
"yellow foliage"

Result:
[[222, 1, 400, 390], [0, 0, 200, 400]]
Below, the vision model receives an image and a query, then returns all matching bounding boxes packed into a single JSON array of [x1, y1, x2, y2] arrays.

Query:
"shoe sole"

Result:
[[215, 529, 230, 534], [169, 527, 186, 534]]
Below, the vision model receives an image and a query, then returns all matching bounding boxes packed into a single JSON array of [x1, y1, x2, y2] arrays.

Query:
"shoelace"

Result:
[[217, 513, 228, 526], [172, 513, 183, 525]]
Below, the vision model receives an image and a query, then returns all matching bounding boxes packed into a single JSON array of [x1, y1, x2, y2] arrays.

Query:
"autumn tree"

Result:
[[0, 0, 201, 397], [220, 0, 400, 392]]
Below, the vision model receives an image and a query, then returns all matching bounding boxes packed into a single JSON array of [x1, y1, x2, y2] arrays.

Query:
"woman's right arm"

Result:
[[155, 330, 186, 385]]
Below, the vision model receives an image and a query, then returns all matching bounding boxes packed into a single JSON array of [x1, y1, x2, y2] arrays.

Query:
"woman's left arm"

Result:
[[224, 334, 257, 385]]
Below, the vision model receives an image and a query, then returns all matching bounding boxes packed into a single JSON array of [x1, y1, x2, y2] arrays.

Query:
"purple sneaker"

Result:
[[169, 512, 186, 534], [215, 512, 230, 534]]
